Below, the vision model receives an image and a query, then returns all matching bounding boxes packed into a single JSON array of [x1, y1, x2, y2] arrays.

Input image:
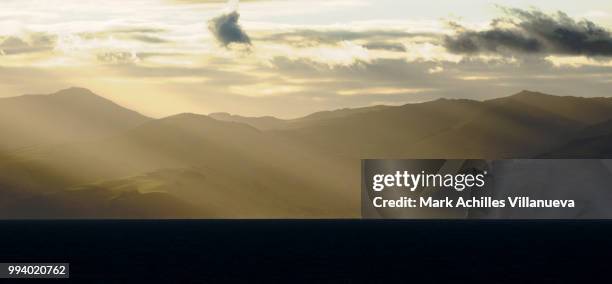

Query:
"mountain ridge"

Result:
[[0, 87, 151, 150], [2, 88, 612, 218]]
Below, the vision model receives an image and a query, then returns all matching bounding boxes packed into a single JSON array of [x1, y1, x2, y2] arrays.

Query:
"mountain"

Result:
[[5, 113, 358, 218], [541, 119, 612, 158], [0, 87, 151, 150], [2, 88, 612, 218], [0, 185, 204, 219], [544, 134, 612, 158], [273, 91, 612, 159], [0, 151, 205, 219], [209, 112, 287, 130], [412, 92, 587, 158], [573, 119, 612, 139], [271, 99, 483, 158], [209, 105, 391, 131], [295, 105, 392, 123], [488, 90, 612, 124]]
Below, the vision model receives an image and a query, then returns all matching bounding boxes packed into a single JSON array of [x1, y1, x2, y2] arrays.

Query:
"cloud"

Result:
[[444, 8, 612, 57], [263, 55, 612, 108], [208, 11, 251, 47], [337, 87, 431, 96], [230, 83, 304, 97], [444, 26, 541, 54], [257, 29, 435, 46], [363, 42, 407, 52], [97, 52, 139, 64], [78, 28, 169, 44], [0, 33, 57, 55]]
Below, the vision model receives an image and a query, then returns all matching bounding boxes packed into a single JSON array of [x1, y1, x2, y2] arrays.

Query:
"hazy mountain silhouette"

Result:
[[292, 105, 392, 124], [210, 105, 392, 131], [0, 87, 150, 150], [1, 88, 611, 218], [0, 151, 208, 219], [489, 91, 612, 124], [273, 91, 612, 159], [573, 119, 612, 138], [3, 111, 357, 218], [542, 119, 612, 158], [0, 185, 203, 219], [209, 112, 287, 130]]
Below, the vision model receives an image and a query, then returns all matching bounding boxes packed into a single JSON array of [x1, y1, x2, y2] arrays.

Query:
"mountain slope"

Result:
[[0, 185, 204, 219], [2, 89, 612, 218], [209, 112, 288, 130], [412, 93, 586, 158], [0, 87, 151, 150], [272, 99, 485, 158], [488, 91, 612, 124], [541, 119, 612, 158], [293, 105, 392, 125], [6, 113, 358, 218], [209, 105, 392, 131], [543, 134, 612, 158], [274, 91, 612, 159]]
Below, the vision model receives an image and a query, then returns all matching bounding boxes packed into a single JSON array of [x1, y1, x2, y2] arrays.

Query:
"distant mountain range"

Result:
[[1, 88, 611, 218], [542, 119, 612, 158], [0, 87, 150, 150]]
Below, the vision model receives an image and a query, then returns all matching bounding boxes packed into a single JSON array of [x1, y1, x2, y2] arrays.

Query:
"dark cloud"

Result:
[[262, 56, 612, 107], [208, 11, 251, 47], [97, 51, 190, 64], [257, 29, 436, 47], [444, 27, 542, 54], [363, 42, 407, 52], [79, 28, 169, 44], [0, 33, 56, 55], [97, 52, 137, 64], [444, 8, 612, 57], [130, 35, 169, 44]]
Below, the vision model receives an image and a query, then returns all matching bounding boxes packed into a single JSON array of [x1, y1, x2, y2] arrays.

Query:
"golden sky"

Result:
[[1, 0, 611, 118]]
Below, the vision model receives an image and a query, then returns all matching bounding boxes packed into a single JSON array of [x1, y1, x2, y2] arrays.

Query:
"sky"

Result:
[[0, 0, 611, 118]]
